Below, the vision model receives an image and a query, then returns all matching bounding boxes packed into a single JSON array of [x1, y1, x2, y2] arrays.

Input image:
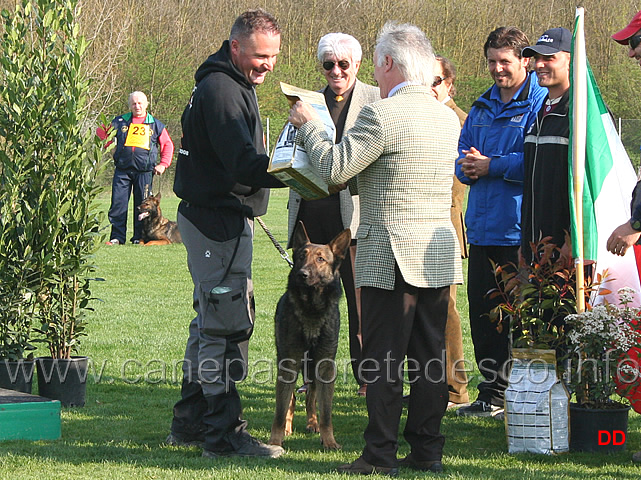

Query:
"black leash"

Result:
[[255, 216, 293, 268]]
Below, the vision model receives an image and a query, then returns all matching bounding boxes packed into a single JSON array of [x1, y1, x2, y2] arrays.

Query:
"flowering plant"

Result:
[[565, 287, 641, 409]]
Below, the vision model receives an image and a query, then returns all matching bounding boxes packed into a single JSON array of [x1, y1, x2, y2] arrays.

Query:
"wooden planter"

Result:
[[0, 387, 60, 441]]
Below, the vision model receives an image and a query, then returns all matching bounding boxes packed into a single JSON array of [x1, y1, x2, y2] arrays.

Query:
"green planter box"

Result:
[[0, 388, 61, 441]]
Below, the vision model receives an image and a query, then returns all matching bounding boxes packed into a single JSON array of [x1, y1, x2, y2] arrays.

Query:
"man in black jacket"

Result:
[[519, 28, 573, 364], [608, 13, 641, 257], [521, 28, 572, 263], [167, 9, 285, 459]]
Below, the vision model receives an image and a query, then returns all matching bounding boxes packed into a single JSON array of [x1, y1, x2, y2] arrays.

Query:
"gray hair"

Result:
[[374, 22, 434, 86], [317, 32, 363, 63], [128, 91, 148, 105]]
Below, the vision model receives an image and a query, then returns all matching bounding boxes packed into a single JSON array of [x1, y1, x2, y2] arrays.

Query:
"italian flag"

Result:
[[569, 8, 641, 308]]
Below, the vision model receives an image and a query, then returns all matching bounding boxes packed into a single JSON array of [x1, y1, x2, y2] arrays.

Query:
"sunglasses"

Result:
[[322, 60, 350, 71], [630, 34, 641, 50], [432, 76, 446, 87]]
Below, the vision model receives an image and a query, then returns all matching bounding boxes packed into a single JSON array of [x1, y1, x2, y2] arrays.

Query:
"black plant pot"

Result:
[[36, 356, 88, 407], [0, 359, 35, 394], [570, 402, 630, 452]]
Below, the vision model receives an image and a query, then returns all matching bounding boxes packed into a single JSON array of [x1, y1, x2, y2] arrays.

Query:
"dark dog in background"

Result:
[[269, 221, 351, 450], [136, 193, 182, 245]]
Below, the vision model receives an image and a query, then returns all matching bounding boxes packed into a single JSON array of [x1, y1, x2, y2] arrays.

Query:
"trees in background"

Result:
[[3, 0, 640, 146]]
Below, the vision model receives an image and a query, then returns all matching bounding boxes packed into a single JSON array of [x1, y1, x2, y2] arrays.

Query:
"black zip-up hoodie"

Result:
[[174, 41, 283, 237]]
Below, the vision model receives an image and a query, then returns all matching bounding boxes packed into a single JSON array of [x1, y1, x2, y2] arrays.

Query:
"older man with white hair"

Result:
[[289, 22, 462, 475], [102, 90, 174, 245], [288, 32, 378, 396]]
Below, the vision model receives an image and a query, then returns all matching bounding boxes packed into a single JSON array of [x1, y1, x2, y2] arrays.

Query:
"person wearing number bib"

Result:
[[101, 91, 174, 245]]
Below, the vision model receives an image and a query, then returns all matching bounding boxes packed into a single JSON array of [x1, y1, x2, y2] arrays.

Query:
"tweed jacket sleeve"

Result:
[[340, 81, 380, 237], [287, 80, 379, 245], [297, 85, 463, 290]]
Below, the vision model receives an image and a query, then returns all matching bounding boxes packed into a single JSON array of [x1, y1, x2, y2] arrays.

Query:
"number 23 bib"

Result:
[[124, 124, 151, 150]]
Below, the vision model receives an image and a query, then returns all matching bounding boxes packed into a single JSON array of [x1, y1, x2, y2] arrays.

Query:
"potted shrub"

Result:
[[564, 286, 641, 452], [34, 261, 95, 408], [0, 0, 107, 406], [488, 237, 577, 354], [488, 238, 576, 454]]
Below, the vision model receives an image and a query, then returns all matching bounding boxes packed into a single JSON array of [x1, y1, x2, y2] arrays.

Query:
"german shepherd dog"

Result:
[[136, 193, 182, 245], [269, 221, 351, 450]]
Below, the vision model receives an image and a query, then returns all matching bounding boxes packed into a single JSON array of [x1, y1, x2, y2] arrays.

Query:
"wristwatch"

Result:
[[631, 218, 641, 231]]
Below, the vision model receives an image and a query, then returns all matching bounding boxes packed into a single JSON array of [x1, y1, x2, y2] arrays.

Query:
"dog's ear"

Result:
[[292, 221, 310, 250], [155, 192, 162, 201], [328, 228, 351, 267]]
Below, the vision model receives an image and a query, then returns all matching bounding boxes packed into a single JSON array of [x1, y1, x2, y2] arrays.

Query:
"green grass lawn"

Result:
[[1, 189, 640, 479]]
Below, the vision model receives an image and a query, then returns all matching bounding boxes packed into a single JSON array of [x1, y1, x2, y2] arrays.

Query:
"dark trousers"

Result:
[[360, 265, 449, 468], [467, 244, 518, 406], [297, 197, 363, 384], [108, 168, 152, 243]]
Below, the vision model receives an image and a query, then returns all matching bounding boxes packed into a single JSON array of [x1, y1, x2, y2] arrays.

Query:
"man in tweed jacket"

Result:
[[289, 22, 462, 475]]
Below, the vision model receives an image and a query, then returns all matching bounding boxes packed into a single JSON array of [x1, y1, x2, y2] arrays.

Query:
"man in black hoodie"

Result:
[[167, 9, 285, 459]]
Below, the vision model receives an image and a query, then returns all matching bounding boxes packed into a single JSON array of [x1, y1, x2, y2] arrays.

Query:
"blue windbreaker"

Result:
[[455, 72, 546, 246]]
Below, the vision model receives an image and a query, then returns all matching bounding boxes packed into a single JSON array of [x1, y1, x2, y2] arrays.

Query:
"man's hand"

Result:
[[288, 100, 320, 128], [328, 183, 347, 194], [606, 221, 641, 256], [458, 147, 490, 180], [154, 164, 166, 176]]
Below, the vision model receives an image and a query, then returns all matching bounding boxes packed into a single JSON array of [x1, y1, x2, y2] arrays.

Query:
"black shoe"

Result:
[[455, 399, 503, 417], [202, 434, 285, 459], [165, 432, 205, 448], [336, 456, 398, 476], [399, 453, 443, 473]]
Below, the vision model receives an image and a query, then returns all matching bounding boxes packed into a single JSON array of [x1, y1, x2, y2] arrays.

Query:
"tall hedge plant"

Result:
[[0, 0, 107, 359]]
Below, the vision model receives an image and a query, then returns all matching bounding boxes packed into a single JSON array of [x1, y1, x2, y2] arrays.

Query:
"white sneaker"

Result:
[[106, 239, 121, 245], [493, 409, 505, 421]]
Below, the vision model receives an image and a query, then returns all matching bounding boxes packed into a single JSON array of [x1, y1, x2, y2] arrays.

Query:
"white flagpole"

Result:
[[573, 7, 587, 313]]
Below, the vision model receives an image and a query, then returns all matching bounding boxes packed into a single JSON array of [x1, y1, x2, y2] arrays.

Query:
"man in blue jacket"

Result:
[[455, 26, 546, 418]]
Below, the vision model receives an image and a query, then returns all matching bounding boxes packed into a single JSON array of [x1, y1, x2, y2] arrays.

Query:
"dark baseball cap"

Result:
[[522, 27, 572, 57], [612, 11, 641, 45]]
